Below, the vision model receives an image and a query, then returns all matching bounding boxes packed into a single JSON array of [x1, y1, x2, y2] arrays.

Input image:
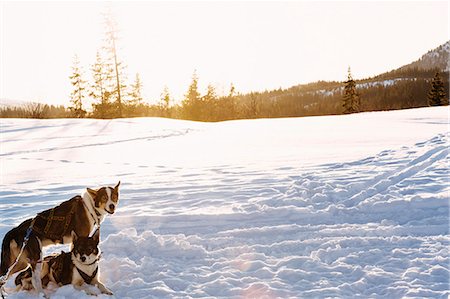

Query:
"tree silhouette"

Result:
[[182, 71, 202, 120], [68, 55, 87, 118], [342, 67, 360, 114], [202, 84, 218, 121], [129, 73, 143, 106], [159, 86, 172, 117], [428, 72, 448, 106]]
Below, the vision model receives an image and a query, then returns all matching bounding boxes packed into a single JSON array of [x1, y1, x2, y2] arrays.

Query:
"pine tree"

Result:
[[342, 67, 360, 114], [224, 83, 237, 119], [129, 73, 143, 106], [90, 51, 116, 118], [428, 72, 448, 106], [182, 71, 201, 120], [247, 92, 260, 118], [202, 84, 218, 121], [159, 86, 171, 117], [90, 51, 106, 104], [68, 55, 87, 118]]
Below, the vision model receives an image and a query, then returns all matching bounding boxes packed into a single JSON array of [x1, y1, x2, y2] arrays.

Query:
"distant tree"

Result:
[[159, 86, 171, 117], [202, 84, 218, 121], [122, 73, 147, 117], [342, 67, 360, 114], [68, 55, 87, 118], [0, 103, 69, 118], [90, 51, 117, 118], [24, 102, 50, 119], [90, 51, 107, 106], [223, 83, 237, 119], [103, 11, 127, 117], [428, 72, 448, 106], [128, 73, 143, 106], [247, 92, 260, 118], [182, 71, 202, 120]]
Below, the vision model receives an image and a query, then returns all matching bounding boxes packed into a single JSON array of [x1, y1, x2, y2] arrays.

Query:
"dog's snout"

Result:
[[109, 204, 115, 211], [80, 256, 86, 262]]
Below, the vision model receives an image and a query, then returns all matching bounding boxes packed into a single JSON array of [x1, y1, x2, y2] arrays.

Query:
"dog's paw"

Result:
[[96, 283, 113, 295], [101, 288, 113, 295], [84, 289, 98, 296]]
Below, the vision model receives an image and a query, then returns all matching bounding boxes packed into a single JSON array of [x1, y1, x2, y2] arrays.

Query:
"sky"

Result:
[[0, 1, 449, 106]]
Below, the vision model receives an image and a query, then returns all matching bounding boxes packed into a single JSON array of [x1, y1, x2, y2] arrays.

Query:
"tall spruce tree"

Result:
[[342, 67, 360, 114], [428, 72, 448, 106], [68, 55, 87, 118]]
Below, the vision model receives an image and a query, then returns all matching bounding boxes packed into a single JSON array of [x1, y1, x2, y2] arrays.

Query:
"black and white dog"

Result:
[[15, 229, 112, 295]]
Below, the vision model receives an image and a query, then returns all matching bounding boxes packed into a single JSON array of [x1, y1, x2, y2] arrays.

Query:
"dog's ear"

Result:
[[87, 188, 98, 198], [114, 181, 121, 191], [71, 230, 78, 242], [92, 228, 100, 243]]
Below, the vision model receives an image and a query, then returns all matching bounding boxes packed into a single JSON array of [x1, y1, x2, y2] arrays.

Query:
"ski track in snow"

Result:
[[0, 108, 449, 298]]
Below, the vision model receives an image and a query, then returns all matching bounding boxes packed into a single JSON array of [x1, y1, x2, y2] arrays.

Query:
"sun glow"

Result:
[[1, 1, 448, 106]]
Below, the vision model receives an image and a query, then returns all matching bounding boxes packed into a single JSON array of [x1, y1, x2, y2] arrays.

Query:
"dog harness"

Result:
[[49, 252, 100, 285], [32, 196, 82, 242], [80, 198, 102, 235], [76, 266, 99, 284]]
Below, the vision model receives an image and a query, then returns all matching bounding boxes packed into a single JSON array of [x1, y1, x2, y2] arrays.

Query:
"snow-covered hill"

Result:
[[1, 107, 449, 298], [401, 40, 450, 72]]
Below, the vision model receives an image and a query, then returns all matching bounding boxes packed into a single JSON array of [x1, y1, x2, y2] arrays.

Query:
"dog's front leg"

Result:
[[91, 277, 113, 295], [96, 281, 113, 295], [31, 261, 47, 298], [28, 237, 47, 298]]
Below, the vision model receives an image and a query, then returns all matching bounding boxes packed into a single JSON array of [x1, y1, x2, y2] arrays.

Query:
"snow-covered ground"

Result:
[[0, 107, 449, 298]]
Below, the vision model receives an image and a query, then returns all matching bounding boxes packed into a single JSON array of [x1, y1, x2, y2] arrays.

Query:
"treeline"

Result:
[[1, 68, 448, 120], [0, 103, 69, 119], [2, 67, 448, 120]]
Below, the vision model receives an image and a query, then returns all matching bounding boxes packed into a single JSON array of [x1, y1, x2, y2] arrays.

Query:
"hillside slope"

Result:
[[1, 107, 449, 298], [399, 41, 450, 72], [231, 41, 450, 119]]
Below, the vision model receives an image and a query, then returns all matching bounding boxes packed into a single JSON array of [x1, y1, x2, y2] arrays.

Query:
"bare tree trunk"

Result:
[[112, 38, 122, 117]]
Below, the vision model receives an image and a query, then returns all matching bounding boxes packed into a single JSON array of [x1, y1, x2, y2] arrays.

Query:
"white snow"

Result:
[[1, 106, 449, 298]]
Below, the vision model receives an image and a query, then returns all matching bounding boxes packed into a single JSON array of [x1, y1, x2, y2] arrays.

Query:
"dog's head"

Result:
[[86, 181, 120, 215], [71, 229, 100, 265]]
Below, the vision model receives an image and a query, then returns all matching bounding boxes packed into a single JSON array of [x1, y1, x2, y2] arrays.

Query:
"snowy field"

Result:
[[0, 107, 449, 298]]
